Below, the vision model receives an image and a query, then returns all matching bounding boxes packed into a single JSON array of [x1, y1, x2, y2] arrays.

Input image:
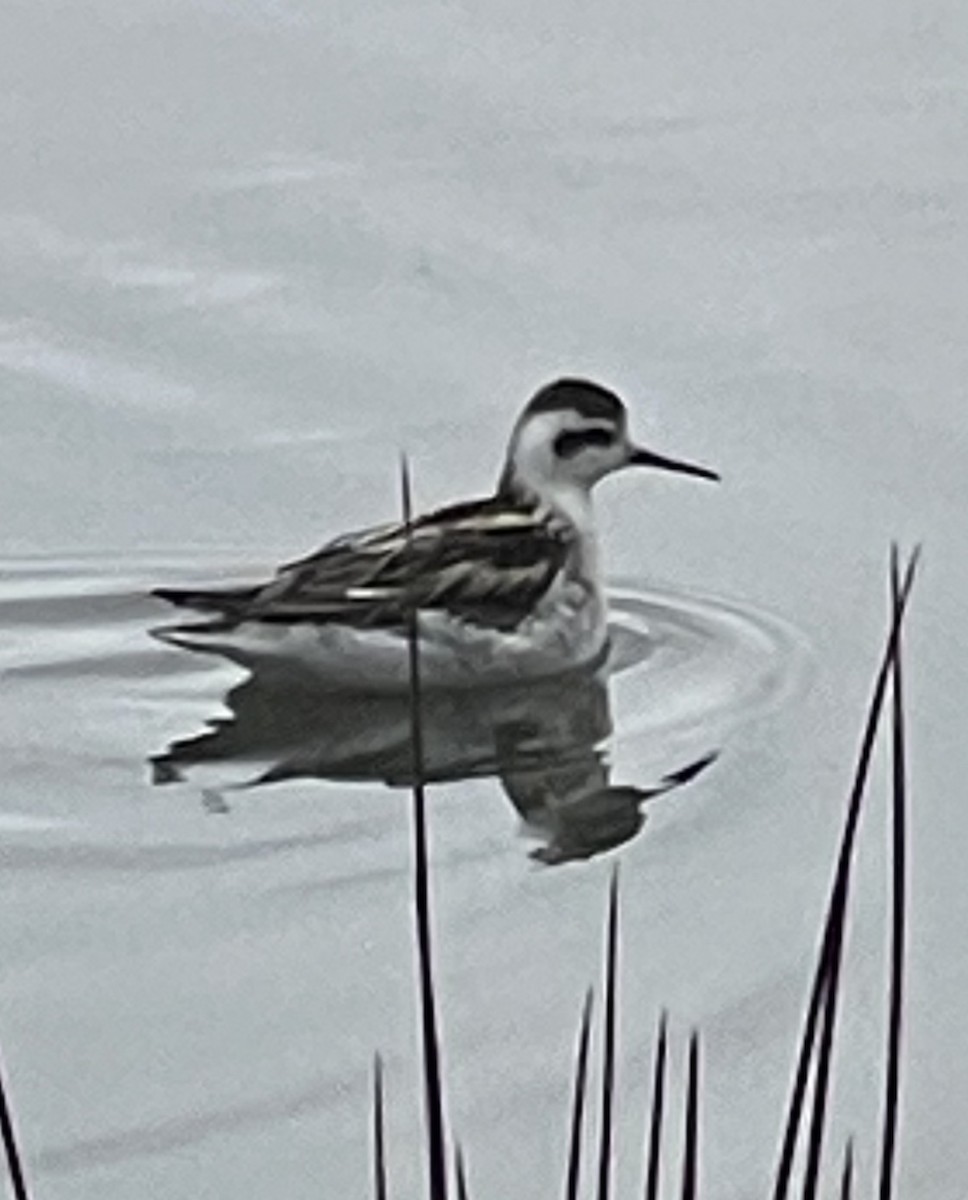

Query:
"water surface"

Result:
[[2, 2, 967, 1197]]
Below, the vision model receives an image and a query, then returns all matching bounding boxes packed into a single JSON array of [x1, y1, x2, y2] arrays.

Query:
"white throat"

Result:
[[540, 477, 595, 538]]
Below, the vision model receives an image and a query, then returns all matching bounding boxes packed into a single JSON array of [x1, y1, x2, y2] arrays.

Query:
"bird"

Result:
[[152, 378, 718, 689]]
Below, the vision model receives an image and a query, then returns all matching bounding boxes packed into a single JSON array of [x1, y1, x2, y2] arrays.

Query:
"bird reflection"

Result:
[[151, 648, 716, 865]]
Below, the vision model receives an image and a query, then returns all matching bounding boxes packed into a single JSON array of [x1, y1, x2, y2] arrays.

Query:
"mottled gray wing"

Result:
[[244, 497, 571, 630]]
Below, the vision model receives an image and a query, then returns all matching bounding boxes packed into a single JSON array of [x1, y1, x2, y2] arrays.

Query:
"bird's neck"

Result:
[[499, 470, 601, 583], [499, 467, 591, 523]]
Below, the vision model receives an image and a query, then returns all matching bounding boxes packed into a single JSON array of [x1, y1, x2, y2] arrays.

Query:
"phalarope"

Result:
[[153, 378, 718, 689]]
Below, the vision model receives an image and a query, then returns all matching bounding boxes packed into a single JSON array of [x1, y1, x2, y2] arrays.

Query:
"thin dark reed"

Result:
[[565, 989, 595, 1200], [800, 891, 847, 1199], [401, 456, 448, 1200], [681, 1031, 700, 1200], [772, 551, 920, 1200], [0, 1048, 29, 1200], [596, 869, 620, 1200], [840, 1139, 854, 1200], [373, 1054, 388, 1200], [644, 1011, 668, 1200], [455, 1144, 470, 1200], [879, 546, 908, 1200]]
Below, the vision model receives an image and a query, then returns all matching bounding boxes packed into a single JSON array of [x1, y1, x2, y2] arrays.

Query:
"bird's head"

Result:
[[499, 378, 719, 501]]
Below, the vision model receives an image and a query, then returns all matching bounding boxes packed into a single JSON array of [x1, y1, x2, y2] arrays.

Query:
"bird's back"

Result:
[[154, 494, 574, 632]]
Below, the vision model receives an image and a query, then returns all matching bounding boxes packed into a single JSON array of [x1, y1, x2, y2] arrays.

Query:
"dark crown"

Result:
[[522, 378, 626, 426]]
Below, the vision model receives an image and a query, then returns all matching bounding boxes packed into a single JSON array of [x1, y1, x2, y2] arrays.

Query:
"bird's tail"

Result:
[[151, 585, 259, 617]]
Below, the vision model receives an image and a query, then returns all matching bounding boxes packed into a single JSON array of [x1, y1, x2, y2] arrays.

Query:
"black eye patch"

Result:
[[553, 427, 615, 459]]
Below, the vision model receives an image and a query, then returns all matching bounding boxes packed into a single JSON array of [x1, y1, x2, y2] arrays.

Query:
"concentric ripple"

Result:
[[0, 554, 806, 727], [607, 578, 809, 749], [0, 555, 807, 862]]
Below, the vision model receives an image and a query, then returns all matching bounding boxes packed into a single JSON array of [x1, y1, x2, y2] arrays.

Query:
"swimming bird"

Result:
[[152, 378, 718, 689]]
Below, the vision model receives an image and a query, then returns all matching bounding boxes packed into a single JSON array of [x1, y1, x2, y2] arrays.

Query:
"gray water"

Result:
[[2, 1, 968, 1197]]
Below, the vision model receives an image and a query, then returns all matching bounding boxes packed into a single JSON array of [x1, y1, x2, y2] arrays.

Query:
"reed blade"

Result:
[[800, 889, 847, 1199], [879, 546, 910, 1200], [644, 1011, 668, 1200], [596, 869, 620, 1200], [401, 456, 448, 1200], [0, 1048, 29, 1200], [681, 1031, 700, 1200], [840, 1138, 854, 1200], [455, 1143, 470, 1200], [373, 1054, 388, 1200], [564, 989, 595, 1200], [772, 550, 919, 1200]]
